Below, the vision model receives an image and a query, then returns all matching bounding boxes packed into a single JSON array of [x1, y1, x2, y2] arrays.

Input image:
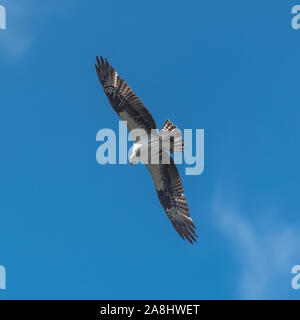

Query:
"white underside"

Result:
[[130, 133, 161, 165]]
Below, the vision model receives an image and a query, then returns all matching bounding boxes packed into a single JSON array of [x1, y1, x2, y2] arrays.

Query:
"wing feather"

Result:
[[95, 56, 157, 133], [146, 152, 197, 244]]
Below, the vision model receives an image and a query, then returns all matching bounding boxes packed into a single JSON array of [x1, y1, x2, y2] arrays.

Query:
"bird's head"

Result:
[[129, 153, 138, 166]]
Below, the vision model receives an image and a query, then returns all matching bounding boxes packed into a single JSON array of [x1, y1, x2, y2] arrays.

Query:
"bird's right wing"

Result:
[[95, 56, 157, 133], [146, 152, 197, 244]]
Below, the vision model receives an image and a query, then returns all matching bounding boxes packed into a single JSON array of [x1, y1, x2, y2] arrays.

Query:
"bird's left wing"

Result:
[[95, 56, 157, 133], [146, 152, 197, 244]]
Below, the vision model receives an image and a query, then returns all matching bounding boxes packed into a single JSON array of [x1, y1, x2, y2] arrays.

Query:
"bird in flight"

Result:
[[95, 57, 197, 244]]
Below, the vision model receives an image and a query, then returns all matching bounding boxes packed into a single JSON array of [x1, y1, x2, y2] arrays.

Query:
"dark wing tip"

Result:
[[179, 216, 196, 244], [96, 56, 114, 72], [175, 218, 198, 244], [95, 56, 106, 65], [95, 56, 112, 85]]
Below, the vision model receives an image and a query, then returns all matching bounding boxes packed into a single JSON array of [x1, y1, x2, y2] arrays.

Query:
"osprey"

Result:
[[95, 57, 197, 244]]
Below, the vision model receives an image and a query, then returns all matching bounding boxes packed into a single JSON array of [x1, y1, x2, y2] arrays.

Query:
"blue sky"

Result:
[[0, 0, 300, 299]]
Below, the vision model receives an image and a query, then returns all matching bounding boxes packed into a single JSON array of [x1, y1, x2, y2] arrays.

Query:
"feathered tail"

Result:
[[159, 119, 184, 153]]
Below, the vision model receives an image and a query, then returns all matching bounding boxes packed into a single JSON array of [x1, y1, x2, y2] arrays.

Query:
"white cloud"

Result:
[[212, 192, 300, 299], [0, 0, 78, 58], [0, 1, 33, 57]]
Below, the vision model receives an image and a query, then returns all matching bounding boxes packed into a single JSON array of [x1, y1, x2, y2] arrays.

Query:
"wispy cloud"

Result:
[[0, 1, 33, 57], [212, 191, 300, 299], [0, 1, 78, 58]]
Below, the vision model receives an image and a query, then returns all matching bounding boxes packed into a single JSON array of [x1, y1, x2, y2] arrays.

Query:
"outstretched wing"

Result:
[[95, 56, 157, 133], [146, 152, 197, 244]]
